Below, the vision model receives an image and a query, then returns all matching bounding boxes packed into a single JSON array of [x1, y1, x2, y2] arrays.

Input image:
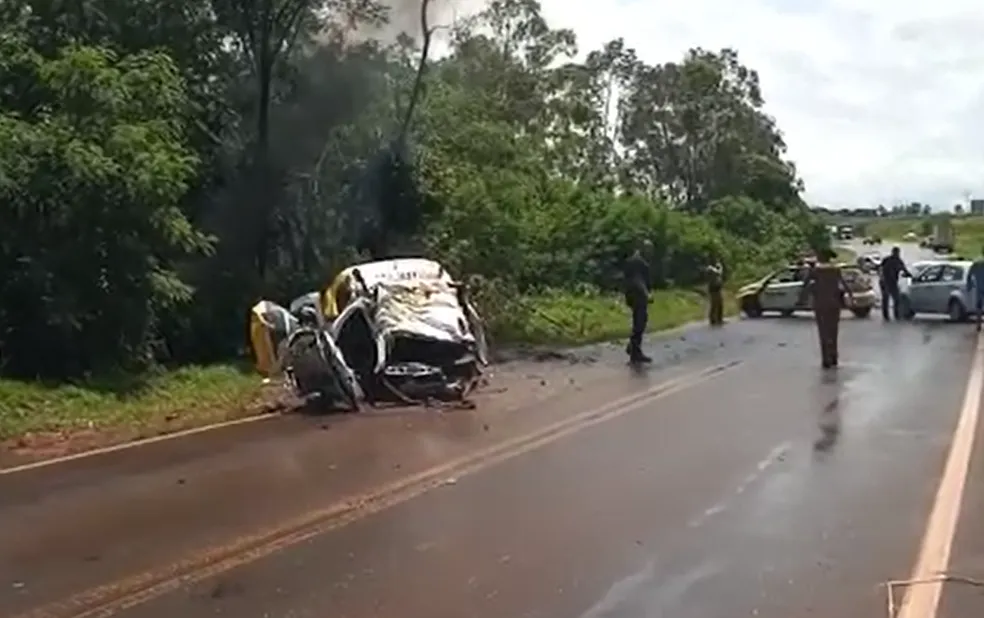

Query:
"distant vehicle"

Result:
[[862, 236, 883, 245], [919, 236, 932, 248], [929, 217, 955, 253], [904, 231, 919, 241], [899, 260, 976, 321], [837, 225, 854, 240], [736, 263, 876, 319]]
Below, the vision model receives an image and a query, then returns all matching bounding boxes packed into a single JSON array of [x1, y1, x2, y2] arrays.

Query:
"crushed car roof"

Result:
[[324, 257, 454, 318]]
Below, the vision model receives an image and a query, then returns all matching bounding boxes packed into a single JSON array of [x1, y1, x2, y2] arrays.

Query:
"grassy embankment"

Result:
[[0, 288, 725, 442]]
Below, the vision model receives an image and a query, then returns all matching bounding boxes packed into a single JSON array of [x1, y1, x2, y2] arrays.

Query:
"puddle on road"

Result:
[[578, 558, 724, 618]]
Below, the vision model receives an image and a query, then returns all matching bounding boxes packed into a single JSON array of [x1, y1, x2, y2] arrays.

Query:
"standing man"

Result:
[[967, 245, 984, 331], [705, 258, 725, 326], [878, 246, 912, 320], [623, 240, 653, 364], [799, 248, 854, 369]]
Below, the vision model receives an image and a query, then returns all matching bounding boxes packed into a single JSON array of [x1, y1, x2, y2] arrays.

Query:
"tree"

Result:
[[0, 31, 209, 377], [0, 1, 832, 378], [209, 0, 389, 278], [618, 48, 800, 212]]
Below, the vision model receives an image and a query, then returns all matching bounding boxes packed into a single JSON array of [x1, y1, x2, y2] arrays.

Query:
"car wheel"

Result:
[[852, 307, 871, 318], [948, 299, 968, 322], [899, 296, 915, 320], [741, 296, 763, 318]]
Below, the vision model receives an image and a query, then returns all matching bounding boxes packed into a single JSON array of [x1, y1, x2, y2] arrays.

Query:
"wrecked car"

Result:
[[250, 257, 489, 409], [250, 299, 363, 412]]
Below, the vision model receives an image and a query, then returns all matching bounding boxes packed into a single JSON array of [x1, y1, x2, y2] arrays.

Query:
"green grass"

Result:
[[867, 216, 984, 258], [493, 288, 724, 345], [953, 218, 984, 258], [865, 218, 928, 240], [0, 363, 269, 441]]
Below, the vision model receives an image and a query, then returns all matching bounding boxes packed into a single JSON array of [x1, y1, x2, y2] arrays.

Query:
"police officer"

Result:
[[799, 248, 854, 369], [706, 258, 725, 326], [878, 246, 911, 320], [624, 240, 653, 364]]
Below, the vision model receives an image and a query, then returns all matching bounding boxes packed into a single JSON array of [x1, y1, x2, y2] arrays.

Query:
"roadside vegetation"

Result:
[[0, 0, 832, 443]]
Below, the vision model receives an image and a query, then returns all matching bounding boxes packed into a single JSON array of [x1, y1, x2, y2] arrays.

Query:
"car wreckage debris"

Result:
[[250, 257, 490, 412]]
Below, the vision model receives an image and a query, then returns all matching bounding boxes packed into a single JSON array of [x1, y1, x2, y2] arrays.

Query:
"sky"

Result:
[[416, 0, 984, 210]]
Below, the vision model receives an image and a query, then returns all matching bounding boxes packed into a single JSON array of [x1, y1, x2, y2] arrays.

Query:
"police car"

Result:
[[737, 263, 877, 318], [857, 251, 882, 273], [898, 259, 978, 321]]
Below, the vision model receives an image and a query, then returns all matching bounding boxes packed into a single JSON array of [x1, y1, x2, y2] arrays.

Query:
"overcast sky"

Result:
[[431, 0, 984, 210]]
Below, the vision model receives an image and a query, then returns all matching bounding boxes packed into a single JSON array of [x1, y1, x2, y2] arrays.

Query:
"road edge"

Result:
[[2, 314, 739, 475]]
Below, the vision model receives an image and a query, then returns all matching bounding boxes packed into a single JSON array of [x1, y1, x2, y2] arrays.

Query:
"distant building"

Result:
[[971, 199, 984, 215]]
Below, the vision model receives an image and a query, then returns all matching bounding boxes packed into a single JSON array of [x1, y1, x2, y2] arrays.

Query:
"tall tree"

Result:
[[0, 30, 209, 376]]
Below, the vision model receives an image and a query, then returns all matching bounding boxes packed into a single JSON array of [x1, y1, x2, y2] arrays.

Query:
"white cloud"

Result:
[[435, 0, 984, 209]]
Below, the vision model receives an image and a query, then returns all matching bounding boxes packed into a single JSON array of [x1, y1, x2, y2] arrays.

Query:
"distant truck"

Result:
[[930, 217, 954, 253], [837, 225, 854, 240]]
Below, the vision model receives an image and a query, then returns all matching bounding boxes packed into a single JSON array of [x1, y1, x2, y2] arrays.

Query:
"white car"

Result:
[[737, 263, 877, 318], [899, 260, 978, 321]]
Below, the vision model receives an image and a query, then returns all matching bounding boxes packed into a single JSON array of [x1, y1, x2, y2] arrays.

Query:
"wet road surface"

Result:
[[4, 244, 984, 618]]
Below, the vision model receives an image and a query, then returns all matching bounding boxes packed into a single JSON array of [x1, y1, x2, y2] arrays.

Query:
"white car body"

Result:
[[899, 260, 978, 320], [737, 264, 876, 317]]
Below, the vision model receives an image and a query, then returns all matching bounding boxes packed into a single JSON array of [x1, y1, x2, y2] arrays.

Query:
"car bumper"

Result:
[[848, 292, 877, 309]]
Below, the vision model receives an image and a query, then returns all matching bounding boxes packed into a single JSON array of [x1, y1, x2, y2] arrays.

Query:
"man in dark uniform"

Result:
[[798, 248, 854, 369], [877, 246, 911, 320], [624, 240, 653, 364], [968, 245, 984, 331], [705, 258, 725, 326]]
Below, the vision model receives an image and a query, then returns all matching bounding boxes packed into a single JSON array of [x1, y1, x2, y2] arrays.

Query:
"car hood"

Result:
[[737, 279, 767, 297]]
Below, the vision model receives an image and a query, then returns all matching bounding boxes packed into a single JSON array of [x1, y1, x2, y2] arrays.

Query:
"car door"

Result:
[[760, 267, 804, 310], [935, 265, 966, 313], [907, 265, 943, 313]]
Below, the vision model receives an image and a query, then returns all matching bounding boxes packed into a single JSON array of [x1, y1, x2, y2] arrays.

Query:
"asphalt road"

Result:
[[3, 242, 984, 618]]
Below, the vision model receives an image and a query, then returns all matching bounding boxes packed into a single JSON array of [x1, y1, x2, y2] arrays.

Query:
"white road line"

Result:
[[0, 411, 284, 476], [897, 331, 984, 618]]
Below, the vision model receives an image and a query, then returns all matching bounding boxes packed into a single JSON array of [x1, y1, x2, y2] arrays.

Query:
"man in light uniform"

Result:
[[705, 258, 725, 326], [798, 248, 854, 369]]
